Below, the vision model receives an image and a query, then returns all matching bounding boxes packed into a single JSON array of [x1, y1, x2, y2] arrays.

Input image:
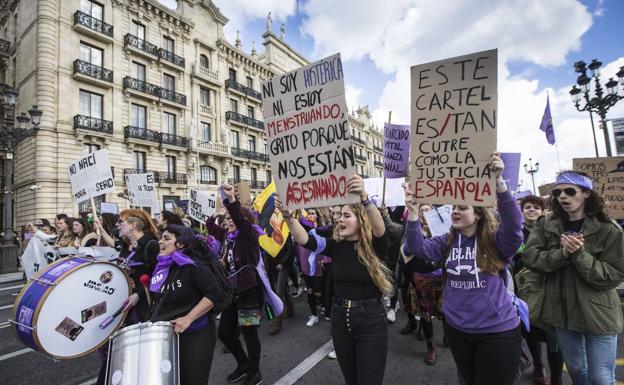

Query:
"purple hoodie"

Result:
[[403, 190, 523, 334]]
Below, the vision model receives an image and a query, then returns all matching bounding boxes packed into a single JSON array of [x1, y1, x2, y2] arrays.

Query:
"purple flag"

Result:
[[540, 96, 555, 145], [383, 123, 410, 178], [501, 152, 521, 190], [514, 189, 533, 200]]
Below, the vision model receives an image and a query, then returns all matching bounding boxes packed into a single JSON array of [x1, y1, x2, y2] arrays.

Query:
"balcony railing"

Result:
[[231, 147, 249, 158], [0, 39, 9, 55], [198, 65, 218, 82], [159, 87, 186, 105], [124, 168, 156, 179], [198, 141, 229, 154], [73, 59, 113, 83], [373, 145, 383, 152], [74, 11, 113, 37], [251, 180, 267, 189], [124, 33, 159, 56], [352, 137, 366, 145], [158, 49, 185, 68], [374, 161, 384, 167], [74, 115, 113, 134], [228, 178, 251, 185], [248, 150, 269, 162], [226, 111, 264, 129], [225, 79, 262, 100], [161, 132, 188, 148], [157, 172, 187, 184], [124, 126, 162, 144], [123, 76, 160, 98], [355, 154, 368, 162], [199, 104, 214, 115], [200, 179, 218, 185]]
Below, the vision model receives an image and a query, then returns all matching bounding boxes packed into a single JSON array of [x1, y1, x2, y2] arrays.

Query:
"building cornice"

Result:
[[262, 31, 308, 66], [217, 38, 274, 78], [125, 0, 193, 35]]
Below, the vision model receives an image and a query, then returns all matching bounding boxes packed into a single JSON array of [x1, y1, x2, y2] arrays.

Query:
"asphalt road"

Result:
[[1, 278, 622, 385]]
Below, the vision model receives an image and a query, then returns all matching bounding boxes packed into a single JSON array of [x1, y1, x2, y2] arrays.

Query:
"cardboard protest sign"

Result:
[[20, 239, 58, 279], [538, 183, 555, 197], [573, 157, 624, 218], [424, 205, 453, 237], [501, 153, 521, 191], [124, 173, 160, 214], [68, 149, 115, 204], [261, 53, 359, 210], [363, 177, 406, 207], [410, 49, 498, 205], [188, 189, 216, 223], [100, 202, 119, 215], [235, 181, 251, 206], [383, 123, 410, 178]]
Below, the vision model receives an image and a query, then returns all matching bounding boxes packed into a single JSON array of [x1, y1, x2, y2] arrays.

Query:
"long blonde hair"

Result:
[[333, 203, 394, 295]]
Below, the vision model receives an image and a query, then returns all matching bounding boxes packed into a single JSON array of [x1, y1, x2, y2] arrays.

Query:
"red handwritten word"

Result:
[[266, 104, 342, 138], [286, 174, 348, 206], [414, 178, 492, 203]]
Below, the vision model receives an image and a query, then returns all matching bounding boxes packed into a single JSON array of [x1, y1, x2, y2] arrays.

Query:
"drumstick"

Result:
[[139, 274, 152, 306], [99, 303, 126, 329]]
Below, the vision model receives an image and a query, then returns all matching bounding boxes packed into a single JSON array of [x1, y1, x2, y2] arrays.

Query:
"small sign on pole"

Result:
[[68, 149, 115, 204]]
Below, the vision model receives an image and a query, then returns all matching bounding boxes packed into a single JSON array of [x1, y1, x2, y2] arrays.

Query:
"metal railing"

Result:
[[228, 178, 251, 185], [158, 49, 185, 68], [373, 145, 383, 152], [73, 59, 113, 82], [157, 172, 187, 184], [225, 79, 262, 100], [374, 161, 384, 167], [161, 132, 188, 148], [124, 33, 159, 56], [251, 180, 267, 189], [231, 147, 249, 158], [123, 76, 160, 98], [200, 179, 218, 185], [248, 150, 269, 162], [74, 115, 113, 134], [124, 126, 161, 143], [225, 111, 264, 129], [352, 137, 366, 145], [159, 87, 186, 105], [74, 11, 113, 37], [355, 154, 368, 161]]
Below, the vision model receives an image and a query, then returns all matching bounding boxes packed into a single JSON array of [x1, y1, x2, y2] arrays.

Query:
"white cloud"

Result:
[[345, 83, 363, 112]]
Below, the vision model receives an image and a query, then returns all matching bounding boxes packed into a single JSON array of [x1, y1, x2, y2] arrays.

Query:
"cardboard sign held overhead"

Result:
[[124, 173, 161, 215], [235, 181, 251, 206], [410, 49, 498, 206], [363, 177, 406, 207], [538, 183, 555, 197], [261, 53, 359, 210], [188, 189, 216, 223], [573, 156, 624, 218], [100, 202, 119, 215], [68, 149, 115, 204], [383, 123, 411, 178]]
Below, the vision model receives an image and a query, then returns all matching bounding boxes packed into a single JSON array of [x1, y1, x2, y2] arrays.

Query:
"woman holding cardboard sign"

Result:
[[276, 174, 391, 385], [402, 153, 525, 385]]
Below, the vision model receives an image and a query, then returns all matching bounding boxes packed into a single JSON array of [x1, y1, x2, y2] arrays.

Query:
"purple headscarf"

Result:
[[555, 172, 593, 190]]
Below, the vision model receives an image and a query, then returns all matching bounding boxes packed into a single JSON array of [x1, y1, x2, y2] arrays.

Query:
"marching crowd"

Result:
[[18, 152, 624, 385]]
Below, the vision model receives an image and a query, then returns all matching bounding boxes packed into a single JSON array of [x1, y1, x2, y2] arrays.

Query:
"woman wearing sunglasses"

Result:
[[523, 171, 624, 385]]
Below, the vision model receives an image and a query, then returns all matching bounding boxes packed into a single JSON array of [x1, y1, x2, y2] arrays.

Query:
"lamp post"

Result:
[[569, 60, 624, 157], [524, 158, 540, 195], [0, 84, 42, 244]]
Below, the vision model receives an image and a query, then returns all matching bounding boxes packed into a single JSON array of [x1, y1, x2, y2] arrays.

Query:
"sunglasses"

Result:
[[552, 188, 577, 197]]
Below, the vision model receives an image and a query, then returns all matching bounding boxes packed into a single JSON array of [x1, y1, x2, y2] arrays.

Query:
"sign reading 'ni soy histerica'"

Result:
[[261, 53, 359, 210], [68, 149, 115, 204]]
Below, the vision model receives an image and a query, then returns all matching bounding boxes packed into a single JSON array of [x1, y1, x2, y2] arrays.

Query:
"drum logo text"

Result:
[[83, 279, 115, 295]]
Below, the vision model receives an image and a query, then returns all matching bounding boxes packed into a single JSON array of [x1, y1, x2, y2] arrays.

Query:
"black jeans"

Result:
[[331, 299, 388, 385], [445, 323, 521, 385], [179, 316, 216, 385]]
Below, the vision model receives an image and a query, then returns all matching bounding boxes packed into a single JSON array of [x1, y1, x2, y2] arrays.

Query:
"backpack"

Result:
[[199, 255, 232, 314]]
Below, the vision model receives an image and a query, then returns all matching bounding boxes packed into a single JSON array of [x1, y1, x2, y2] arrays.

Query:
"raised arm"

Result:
[[348, 175, 385, 237], [221, 183, 254, 238]]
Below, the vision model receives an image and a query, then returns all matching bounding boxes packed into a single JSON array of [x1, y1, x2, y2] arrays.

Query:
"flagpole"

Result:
[[549, 91, 562, 171], [382, 111, 391, 205]]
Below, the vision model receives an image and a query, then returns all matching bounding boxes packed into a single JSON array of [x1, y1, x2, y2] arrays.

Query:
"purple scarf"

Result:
[[226, 225, 266, 241], [149, 250, 196, 292]]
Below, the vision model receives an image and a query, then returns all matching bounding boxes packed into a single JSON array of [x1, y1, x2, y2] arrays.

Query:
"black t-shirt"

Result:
[[304, 233, 388, 300], [150, 263, 221, 321], [563, 218, 584, 234]]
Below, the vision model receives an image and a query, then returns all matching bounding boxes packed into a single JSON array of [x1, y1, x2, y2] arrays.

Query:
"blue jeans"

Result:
[[555, 328, 617, 385]]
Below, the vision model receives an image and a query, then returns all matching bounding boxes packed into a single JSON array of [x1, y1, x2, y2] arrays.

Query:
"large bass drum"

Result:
[[10, 256, 132, 359], [106, 321, 179, 385]]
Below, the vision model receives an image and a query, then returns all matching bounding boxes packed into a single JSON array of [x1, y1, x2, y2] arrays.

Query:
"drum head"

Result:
[[35, 261, 131, 358]]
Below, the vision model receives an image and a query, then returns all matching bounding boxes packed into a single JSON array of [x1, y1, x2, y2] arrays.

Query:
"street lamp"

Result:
[[524, 158, 540, 195], [569, 59, 624, 157], [0, 84, 42, 244]]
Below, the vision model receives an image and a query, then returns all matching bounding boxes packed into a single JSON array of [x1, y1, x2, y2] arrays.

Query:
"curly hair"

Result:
[[164, 224, 215, 261], [519, 195, 545, 211], [549, 170, 610, 223]]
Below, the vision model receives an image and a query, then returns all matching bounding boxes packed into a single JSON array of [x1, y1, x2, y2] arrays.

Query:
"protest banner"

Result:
[[538, 183, 555, 197], [68, 149, 115, 204], [124, 173, 160, 214], [188, 189, 216, 223], [573, 156, 624, 218], [424, 205, 453, 237], [501, 153, 521, 191], [20, 239, 58, 279], [100, 202, 119, 214], [261, 53, 359, 210], [383, 123, 410, 178], [363, 177, 405, 207], [410, 49, 498, 205], [514, 189, 533, 200], [235, 181, 251, 206]]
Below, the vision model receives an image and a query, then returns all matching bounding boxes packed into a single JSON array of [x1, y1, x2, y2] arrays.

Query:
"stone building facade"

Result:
[[349, 106, 384, 179]]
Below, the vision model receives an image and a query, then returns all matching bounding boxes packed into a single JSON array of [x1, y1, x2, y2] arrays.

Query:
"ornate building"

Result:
[[349, 106, 384, 179]]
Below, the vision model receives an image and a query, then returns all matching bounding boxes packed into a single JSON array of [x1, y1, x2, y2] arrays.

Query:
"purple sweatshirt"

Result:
[[403, 190, 523, 334]]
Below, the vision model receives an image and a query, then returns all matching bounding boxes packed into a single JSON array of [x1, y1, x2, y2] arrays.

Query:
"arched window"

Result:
[[200, 165, 217, 184], [199, 54, 209, 69]]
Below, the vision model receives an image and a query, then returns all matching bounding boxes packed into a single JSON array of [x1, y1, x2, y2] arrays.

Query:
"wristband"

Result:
[[361, 196, 371, 206]]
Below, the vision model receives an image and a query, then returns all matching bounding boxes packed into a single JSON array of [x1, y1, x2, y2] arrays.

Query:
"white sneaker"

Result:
[[386, 309, 396, 323], [306, 315, 319, 327], [327, 351, 337, 359]]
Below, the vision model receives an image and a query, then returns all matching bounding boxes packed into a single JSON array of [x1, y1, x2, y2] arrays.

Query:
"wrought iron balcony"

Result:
[[352, 137, 366, 145], [231, 147, 249, 158], [158, 49, 185, 68], [225, 79, 262, 100], [355, 154, 368, 162], [0, 39, 9, 55], [124, 33, 159, 56], [161, 132, 188, 148], [124, 125, 162, 144], [123, 168, 157, 180], [374, 161, 384, 167], [228, 178, 251, 185], [200, 179, 218, 185], [123, 76, 160, 98], [74, 11, 113, 37], [248, 151, 269, 162], [74, 115, 113, 134], [373, 145, 383, 152], [73, 59, 113, 83], [157, 172, 187, 184], [226, 111, 264, 129], [159, 87, 186, 106], [251, 180, 267, 189]]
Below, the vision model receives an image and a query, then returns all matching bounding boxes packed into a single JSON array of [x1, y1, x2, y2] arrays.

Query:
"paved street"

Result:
[[1, 278, 622, 385]]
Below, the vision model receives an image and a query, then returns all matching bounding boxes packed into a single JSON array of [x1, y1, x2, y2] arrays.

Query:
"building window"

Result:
[[229, 68, 236, 81], [231, 131, 240, 148], [201, 122, 211, 142], [131, 104, 146, 128], [165, 156, 176, 174], [251, 168, 257, 182], [264, 139, 268, 154], [247, 106, 254, 119], [200, 165, 217, 184], [133, 151, 146, 171], [80, 0, 103, 20], [162, 36, 174, 53], [232, 165, 240, 182], [132, 61, 145, 81], [131, 20, 145, 40], [248, 135, 256, 152], [79, 90, 102, 119], [163, 73, 175, 91], [199, 54, 209, 68], [79, 43, 103, 67], [246, 76, 253, 89], [266, 170, 272, 183], [163, 112, 176, 135], [84, 143, 101, 153], [230, 98, 238, 113], [200, 87, 210, 105]]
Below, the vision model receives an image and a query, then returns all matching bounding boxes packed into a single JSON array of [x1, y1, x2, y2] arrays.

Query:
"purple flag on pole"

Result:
[[539, 96, 555, 145], [383, 123, 410, 178], [501, 152, 521, 190]]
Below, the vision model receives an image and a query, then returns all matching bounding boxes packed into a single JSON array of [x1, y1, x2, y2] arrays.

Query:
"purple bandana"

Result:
[[149, 250, 196, 292], [555, 172, 593, 190]]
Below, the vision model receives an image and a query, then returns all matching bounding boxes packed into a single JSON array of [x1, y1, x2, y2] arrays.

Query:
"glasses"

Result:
[[552, 188, 578, 197]]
